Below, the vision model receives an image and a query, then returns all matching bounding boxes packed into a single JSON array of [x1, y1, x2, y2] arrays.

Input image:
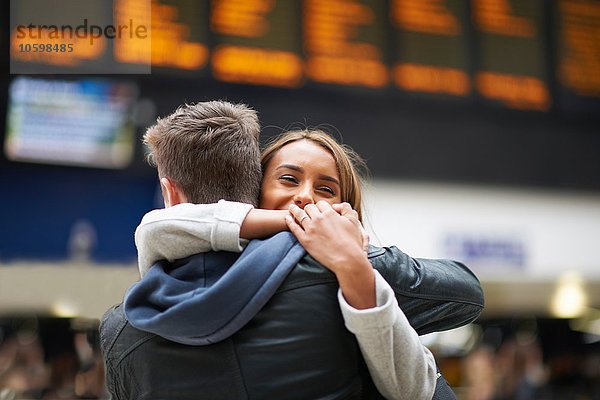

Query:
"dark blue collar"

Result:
[[124, 232, 305, 345]]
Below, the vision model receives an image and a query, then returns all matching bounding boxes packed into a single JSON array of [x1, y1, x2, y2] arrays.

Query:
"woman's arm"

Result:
[[240, 208, 289, 239], [340, 271, 437, 400], [135, 201, 288, 277], [286, 201, 436, 399], [136, 200, 483, 334]]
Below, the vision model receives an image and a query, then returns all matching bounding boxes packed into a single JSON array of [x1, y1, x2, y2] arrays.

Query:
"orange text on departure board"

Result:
[[114, 0, 208, 70], [307, 56, 388, 87], [209, 0, 303, 87], [559, 0, 600, 97], [211, 0, 274, 38], [304, 0, 389, 87], [472, 0, 534, 37], [394, 64, 470, 95], [212, 45, 303, 87], [391, 0, 461, 35], [113, 0, 151, 67], [476, 72, 550, 111]]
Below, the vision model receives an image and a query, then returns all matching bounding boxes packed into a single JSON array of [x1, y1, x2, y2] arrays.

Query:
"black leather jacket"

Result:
[[101, 245, 483, 400]]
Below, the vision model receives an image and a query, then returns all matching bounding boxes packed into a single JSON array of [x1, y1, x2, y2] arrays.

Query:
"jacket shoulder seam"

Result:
[[114, 329, 156, 367], [276, 278, 338, 294], [394, 290, 484, 307], [100, 305, 128, 357]]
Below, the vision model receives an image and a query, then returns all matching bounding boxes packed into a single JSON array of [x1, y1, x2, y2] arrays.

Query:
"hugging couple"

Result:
[[100, 101, 484, 400]]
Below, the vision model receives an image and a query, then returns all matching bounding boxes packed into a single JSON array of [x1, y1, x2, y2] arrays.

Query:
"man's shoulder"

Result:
[[275, 254, 338, 293], [100, 304, 126, 335], [244, 231, 297, 254], [100, 304, 155, 361], [265, 241, 393, 292], [99, 304, 127, 357], [282, 245, 396, 287]]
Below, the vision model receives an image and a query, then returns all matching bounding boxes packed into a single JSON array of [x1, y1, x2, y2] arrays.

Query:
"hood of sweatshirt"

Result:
[[123, 232, 306, 345]]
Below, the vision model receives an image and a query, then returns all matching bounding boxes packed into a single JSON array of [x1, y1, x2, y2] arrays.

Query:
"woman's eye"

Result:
[[318, 186, 335, 196], [279, 175, 298, 184]]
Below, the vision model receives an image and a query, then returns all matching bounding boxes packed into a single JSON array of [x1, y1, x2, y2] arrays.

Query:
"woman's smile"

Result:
[[260, 140, 342, 210]]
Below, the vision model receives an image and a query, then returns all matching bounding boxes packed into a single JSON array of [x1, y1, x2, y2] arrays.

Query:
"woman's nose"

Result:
[[293, 185, 314, 209]]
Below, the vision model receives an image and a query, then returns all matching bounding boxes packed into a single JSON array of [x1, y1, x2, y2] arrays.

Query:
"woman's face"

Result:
[[260, 140, 342, 210]]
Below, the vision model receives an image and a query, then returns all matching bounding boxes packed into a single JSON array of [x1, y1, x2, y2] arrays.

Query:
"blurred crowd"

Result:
[[0, 317, 599, 400], [460, 338, 600, 399], [0, 318, 105, 400]]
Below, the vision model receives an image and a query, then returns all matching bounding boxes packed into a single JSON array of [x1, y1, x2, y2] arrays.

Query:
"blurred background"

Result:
[[1, 0, 599, 398]]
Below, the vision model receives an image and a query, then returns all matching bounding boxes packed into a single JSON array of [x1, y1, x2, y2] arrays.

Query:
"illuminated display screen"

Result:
[[391, 0, 471, 97], [8, 1, 600, 113], [303, 0, 389, 88], [4, 77, 138, 169], [116, 0, 209, 72], [210, 0, 303, 87], [556, 0, 600, 111], [10, 0, 206, 74], [472, 0, 550, 111]]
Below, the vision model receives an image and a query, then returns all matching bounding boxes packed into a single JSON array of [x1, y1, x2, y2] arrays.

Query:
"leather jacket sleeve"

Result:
[[367, 245, 484, 335], [100, 305, 130, 400]]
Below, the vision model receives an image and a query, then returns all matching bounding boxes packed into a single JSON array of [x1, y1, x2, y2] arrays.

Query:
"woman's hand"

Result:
[[286, 201, 375, 309], [331, 202, 370, 253]]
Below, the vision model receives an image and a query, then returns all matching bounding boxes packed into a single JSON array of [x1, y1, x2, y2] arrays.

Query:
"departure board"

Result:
[[472, 0, 550, 111], [7, 1, 600, 115], [116, 0, 209, 72], [556, 0, 600, 111], [303, 0, 389, 88], [391, 0, 471, 97], [10, 0, 206, 74], [210, 0, 303, 88]]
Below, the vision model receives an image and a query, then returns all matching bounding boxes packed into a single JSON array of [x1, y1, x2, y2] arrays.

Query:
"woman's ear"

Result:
[[160, 177, 187, 207]]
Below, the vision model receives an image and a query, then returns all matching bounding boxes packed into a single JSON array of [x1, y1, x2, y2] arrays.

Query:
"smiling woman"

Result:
[[260, 139, 342, 209], [260, 129, 367, 220]]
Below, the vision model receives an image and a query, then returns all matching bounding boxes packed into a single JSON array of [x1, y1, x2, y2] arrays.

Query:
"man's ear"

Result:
[[160, 177, 188, 207]]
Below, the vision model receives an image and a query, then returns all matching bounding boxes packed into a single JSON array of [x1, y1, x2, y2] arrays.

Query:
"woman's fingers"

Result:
[[332, 202, 359, 220], [303, 203, 319, 218], [331, 202, 369, 251], [361, 226, 370, 253], [315, 200, 331, 213], [315, 201, 340, 219], [289, 204, 310, 227], [290, 202, 364, 249], [285, 215, 306, 240], [287, 201, 371, 283]]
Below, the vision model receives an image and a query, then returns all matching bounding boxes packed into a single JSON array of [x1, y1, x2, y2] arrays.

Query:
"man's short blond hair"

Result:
[[144, 101, 261, 206]]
